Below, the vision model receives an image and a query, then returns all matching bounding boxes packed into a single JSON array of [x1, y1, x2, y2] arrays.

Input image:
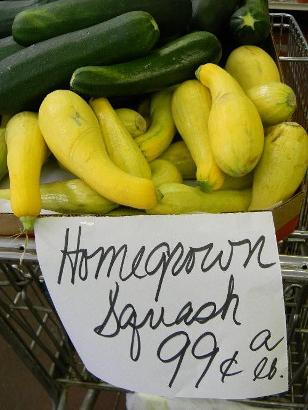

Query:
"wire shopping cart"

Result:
[[0, 13, 307, 410]]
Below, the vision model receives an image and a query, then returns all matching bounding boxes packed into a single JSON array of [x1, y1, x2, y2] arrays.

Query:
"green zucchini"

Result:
[[0, 0, 56, 38], [70, 31, 222, 98], [13, 0, 192, 46], [0, 36, 23, 60], [191, 0, 239, 35], [0, 11, 160, 114], [230, 0, 270, 45]]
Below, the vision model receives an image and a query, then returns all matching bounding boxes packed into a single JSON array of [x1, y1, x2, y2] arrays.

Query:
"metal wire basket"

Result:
[[0, 12, 307, 410], [270, 13, 308, 235]]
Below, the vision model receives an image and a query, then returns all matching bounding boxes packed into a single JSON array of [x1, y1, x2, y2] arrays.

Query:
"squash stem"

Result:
[[19, 216, 36, 233], [198, 180, 213, 192]]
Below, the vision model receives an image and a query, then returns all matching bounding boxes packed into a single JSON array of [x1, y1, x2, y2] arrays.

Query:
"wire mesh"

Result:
[[0, 245, 126, 409], [270, 14, 308, 260], [270, 13, 308, 130]]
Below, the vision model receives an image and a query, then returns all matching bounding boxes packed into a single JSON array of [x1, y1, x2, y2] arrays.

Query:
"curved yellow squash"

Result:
[[196, 63, 264, 177], [90, 97, 151, 179], [147, 182, 251, 215], [249, 122, 308, 210], [172, 80, 224, 191], [135, 88, 176, 161], [38, 90, 157, 209], [6, 112, 48, 227], [115, 108, 147, 138], [225, 45, 280, 92], [159, 140, 196, 180], [0, 179, 119, 215], [150, 159, 182, 187]]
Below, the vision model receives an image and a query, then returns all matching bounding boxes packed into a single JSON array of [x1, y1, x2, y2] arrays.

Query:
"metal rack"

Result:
[[269, 1, 308, 12], [0, 13, 307, 410], [271, 13, 308, 259], [0, 238, 307, 410]]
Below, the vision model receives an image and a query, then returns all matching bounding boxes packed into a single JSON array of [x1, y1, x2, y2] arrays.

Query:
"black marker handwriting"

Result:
[[250, 329, 284, 352], [58, 227, 276, 302], [94, 274, 241, 361]]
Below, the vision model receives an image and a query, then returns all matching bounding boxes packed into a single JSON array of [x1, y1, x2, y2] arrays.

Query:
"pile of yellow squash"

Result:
[[0, 45, 307, 232]]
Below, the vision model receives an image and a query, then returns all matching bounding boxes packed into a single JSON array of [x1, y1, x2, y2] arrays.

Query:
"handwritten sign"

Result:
[[35, 213, 288, 399]]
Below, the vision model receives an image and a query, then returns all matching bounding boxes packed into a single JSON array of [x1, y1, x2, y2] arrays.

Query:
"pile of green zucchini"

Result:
[[0, 0, 271, 114]]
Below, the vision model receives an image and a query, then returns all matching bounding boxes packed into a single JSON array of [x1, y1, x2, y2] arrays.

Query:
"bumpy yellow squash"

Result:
[[0, 179, 119, 215], [196, 63, 264, 177], [147, 182, 251, 214], [249, 122, 308, 210], [135, 88, 176, 161], [90, 97, 151, 179], [39, 90, 157, 209], [150, 159, 182, 187], [172, 79, 224, 190], [246, 82, 297, 126], [225, 45, 280, 91], [6, 112, 48, 231], [115, 108, 147, 138], [159, 140, 196, 179]]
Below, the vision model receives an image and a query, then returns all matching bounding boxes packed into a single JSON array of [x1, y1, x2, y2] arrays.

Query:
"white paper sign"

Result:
[[34, 213, 288, 399]]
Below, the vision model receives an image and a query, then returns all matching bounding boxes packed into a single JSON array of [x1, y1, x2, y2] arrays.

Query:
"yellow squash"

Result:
[[246, 82, 297, 126], [135, 88, 176, 161], [159, 140, 196, 180], [150, 159, 182, 187], [115, 108, 147, 138], [0, 179, 119, 215], [90, 97, 151, 179], [249, 122, 308, 210], [147, 182, 251, 214], [6, 112, 48, 230], [172, 80, 224, 191], [196, 63, 264, 177], [219, 173, 253, 191], [38, 90, 157, 210], [225, 45, 281, 92]]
